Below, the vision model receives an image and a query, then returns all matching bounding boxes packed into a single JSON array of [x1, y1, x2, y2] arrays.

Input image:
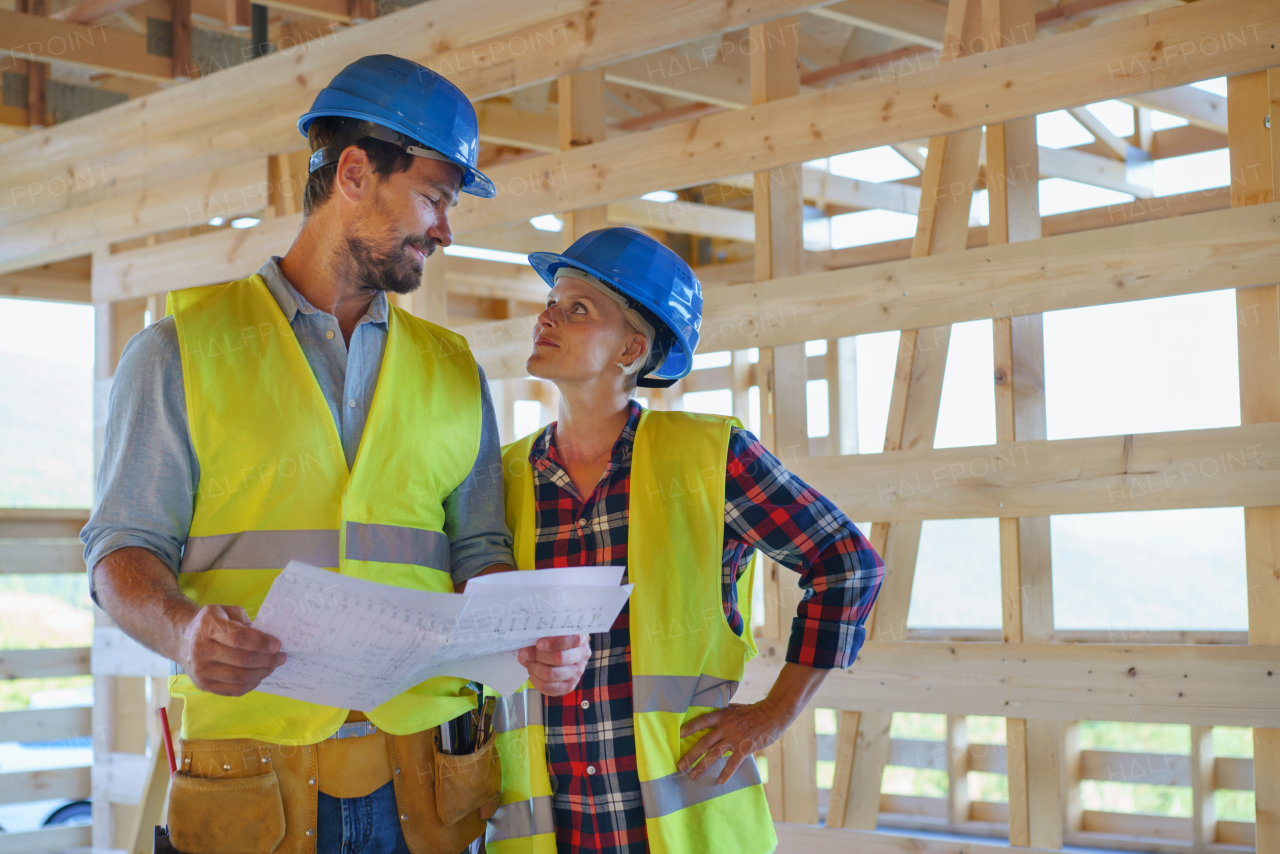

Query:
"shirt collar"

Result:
[[532, 399, 644, 468], [256, 256, 389, 326]]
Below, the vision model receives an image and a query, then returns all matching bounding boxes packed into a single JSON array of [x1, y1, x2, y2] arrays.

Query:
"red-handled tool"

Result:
[[159, 707, 177, 776]]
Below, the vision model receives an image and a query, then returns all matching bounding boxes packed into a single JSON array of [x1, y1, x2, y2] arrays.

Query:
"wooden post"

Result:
[[171, 0, 192, 79], [1062, 721, 1083, 837], [1190, 725, 1216, 848], [412, 250, 448, 324], [558, 69, 609, 245], [826, 0, 983, 831], [226, 0, 250, 30], [946, 715, 971, 826], [1226, 66, 1280, 854], [26, 0, 47, 128], [748, 14, 816, 826]]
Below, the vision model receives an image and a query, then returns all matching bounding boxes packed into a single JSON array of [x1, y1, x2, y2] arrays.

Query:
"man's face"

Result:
[[343, 154, 463, 295]]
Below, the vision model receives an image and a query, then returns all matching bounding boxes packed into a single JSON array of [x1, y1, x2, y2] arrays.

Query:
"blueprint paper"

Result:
[[251, 562, 631, 708]]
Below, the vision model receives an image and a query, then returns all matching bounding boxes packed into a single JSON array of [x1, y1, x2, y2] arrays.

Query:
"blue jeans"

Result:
[[315, 781, 411, 854]]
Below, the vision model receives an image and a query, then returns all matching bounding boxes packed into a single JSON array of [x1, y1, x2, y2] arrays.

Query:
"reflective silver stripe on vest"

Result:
[[633, 674, 739, 714], [179, 530, 339, 573], [640, 752, 763, 819], [494, 688, 544, 733], [487, 795, 555, 841], [344, 522, 451, 571]]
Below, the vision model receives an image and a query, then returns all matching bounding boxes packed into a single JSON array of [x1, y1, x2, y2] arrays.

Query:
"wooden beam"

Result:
[[0, 647, 90, 679], [774, 822, 1062, 854], [1123, 84, 1229, 134], [0, 706, 92, 743], [750, 14, 816, 825], [832, 0, 984, 832], [1068, 105, 1132, 160], [0, 9, 172, 82], [442, 0, 1277, 235], [739, 642, 1280, 728], [605, 48, 755, 110], [608, 197, 755, 242], [558, 68, 609, 242], [0, 766, 90, 805], [50, 0, 145, 22], [477, 100, 559, 152], [0, 0, 836, 231], [0, 262, 91, 302], [0, 826, 92, 854], [786, 422, 1280, 522], [807, 0, 948, 49], [1228, 64, 1280, 854], [172, 0, 192, 80]]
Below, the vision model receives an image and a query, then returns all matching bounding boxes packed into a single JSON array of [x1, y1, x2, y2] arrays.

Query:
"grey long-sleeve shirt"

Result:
[[82, 257, 514, 602]]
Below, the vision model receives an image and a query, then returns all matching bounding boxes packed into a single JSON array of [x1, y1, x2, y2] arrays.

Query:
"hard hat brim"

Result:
[[298, 109, 496, 199]]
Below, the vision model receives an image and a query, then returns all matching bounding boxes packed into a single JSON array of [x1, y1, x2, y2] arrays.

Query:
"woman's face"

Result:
[[527, 276, 647, 386]]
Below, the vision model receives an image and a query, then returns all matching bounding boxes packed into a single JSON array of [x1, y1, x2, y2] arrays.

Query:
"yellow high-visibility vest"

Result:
[[487, 410, 777, 854], [167, 275, 483, 743]]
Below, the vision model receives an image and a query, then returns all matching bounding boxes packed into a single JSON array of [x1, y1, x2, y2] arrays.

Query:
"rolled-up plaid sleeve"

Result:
[[723, 427, 884, 670]]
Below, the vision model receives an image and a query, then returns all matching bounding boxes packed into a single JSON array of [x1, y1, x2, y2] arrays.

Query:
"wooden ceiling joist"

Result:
[[807, 0, 947, 49], [444, 0, 1274, 235], [0, 8, 173, 82], [0, 0, 838, 230]]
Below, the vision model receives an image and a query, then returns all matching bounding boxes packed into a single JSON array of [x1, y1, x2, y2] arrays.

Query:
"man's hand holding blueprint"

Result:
[[249, 562, 632, 710]]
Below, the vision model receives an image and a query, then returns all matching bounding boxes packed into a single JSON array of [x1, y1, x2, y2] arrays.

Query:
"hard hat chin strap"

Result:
[[308, 119, 458, 174]]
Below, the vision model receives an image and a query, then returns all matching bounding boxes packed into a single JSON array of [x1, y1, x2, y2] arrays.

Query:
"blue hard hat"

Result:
[[298, 55, 495, 198], [529, 228, 702, 387]]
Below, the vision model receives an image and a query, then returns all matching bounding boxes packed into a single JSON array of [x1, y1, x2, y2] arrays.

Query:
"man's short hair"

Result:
[[302, 116, 418, 216]]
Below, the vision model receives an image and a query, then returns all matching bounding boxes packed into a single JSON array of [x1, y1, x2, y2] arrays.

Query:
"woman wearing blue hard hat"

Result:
[[486, 227, 884, 854]]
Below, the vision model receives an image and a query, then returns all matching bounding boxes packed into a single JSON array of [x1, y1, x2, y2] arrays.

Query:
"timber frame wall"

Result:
[[1, 0, 1279, 852]]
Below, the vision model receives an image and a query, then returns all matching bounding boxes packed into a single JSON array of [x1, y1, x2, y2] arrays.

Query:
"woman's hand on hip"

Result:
[[676, 699, 794, 784]]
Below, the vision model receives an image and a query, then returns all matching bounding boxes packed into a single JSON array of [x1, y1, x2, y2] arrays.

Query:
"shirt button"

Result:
[[348, 398, 356, 408], [326, 330, 335, 340], [586, 765, 596, 775], [580, 700, 590, 710], [577, 519, 586, 527]]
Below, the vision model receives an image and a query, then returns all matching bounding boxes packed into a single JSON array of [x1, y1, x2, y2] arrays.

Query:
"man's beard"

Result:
[[345, 232, 432, 295]]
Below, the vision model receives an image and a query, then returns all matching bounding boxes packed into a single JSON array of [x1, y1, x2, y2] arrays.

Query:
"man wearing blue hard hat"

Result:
[[486, 227, 885, 854], [83, 55, 590, 854]]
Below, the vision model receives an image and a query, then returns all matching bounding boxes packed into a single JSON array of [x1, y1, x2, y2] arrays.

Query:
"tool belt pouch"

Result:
[[168, 738, 305, 854], [433, 729, 502, 828]]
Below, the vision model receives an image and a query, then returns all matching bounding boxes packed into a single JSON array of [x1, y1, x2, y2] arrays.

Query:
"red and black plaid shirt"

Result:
[[527, 401, 882, 854]]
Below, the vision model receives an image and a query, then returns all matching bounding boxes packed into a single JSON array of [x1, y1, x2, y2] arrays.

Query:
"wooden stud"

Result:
[[748, 15, 816, 826], [558, 69, 609, 244], [1227, 65, 1280, 854], [946, 715, 971, 825], [829, 0, 984, 831], [1190, 725, 1216, 848], [171, 0, 192, 79], [226, 0, 251, 30]]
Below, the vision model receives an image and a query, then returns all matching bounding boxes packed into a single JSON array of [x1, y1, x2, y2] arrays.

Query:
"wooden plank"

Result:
[[944, 715, 970, 824], [788, 422, 1280, 521], [1190, 725, 1216, 847], [0, 646, 90, 679], [749, 15, 817, 826], [92, 627, 171, 678], [0, 826, 92, 854], [443, 0, 1279, 235], [807, 0, 947, 49], [1069, 106, 1132, 160], [773, 822, 1062, 854], [1229, 64, 1280, 854], [558, 68, 609, 243], [0, 0, 837, 232], [0, 706, 92, 743], [833, 0, 984, 832], [0, 9, 173, 82], [0, 264, 91, 302], [0, 159, 267, 277], [0, 540, 88, 574], [0, 765, 90, 805], [50, 0, 146, 22], [740, 642, 1280, 728], [1123, 85, 1229, 134]]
